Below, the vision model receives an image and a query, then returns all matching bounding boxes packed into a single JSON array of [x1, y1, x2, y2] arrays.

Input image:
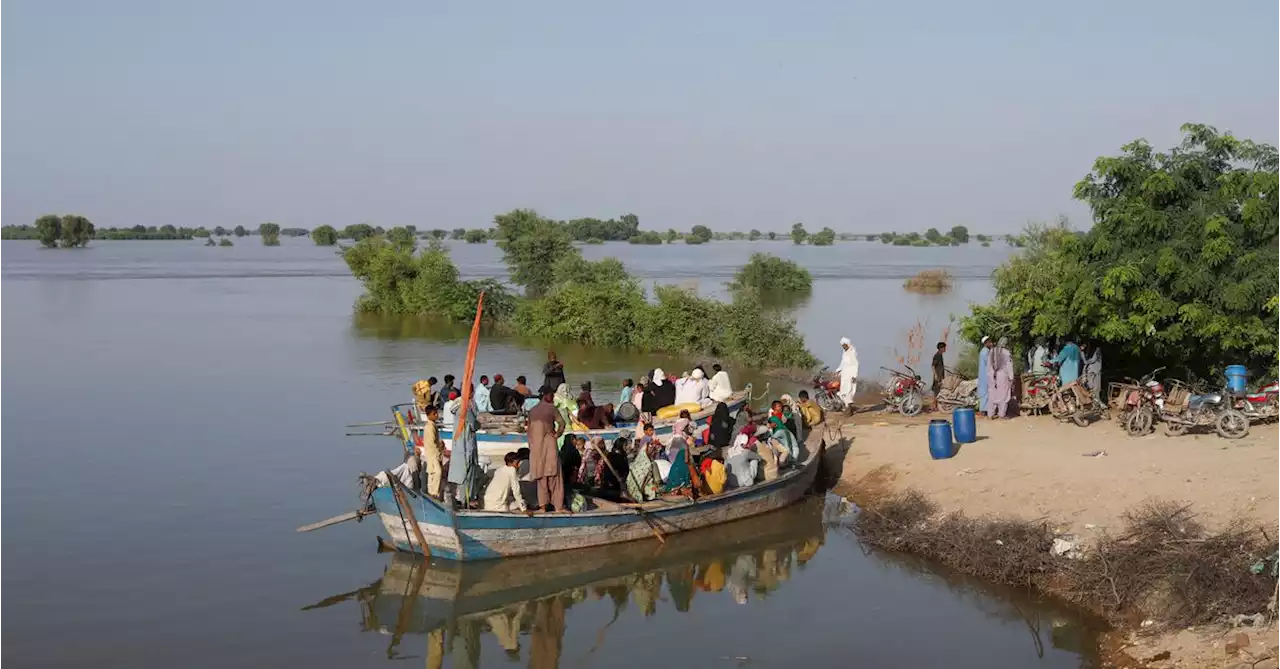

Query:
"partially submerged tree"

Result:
[[311, 225, 338, 246], [790, 222, 808, 245], [259, 222, 281, 246], [809, 226, 836, 246]]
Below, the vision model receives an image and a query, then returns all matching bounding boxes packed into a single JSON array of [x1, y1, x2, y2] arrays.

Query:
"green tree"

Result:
[[810, 226, 836, 246], [449, 228, 466, 240], [234, 225, 247, 237], [963, 124, 1279, 379], [664, 228, 680, 243], [57, 215, 94, 247], [948, 225, 970, 243], [924, 227, 942, 243], [975, 233, 990, 242], [192, 228, 210, 238], [35, 215, 61, 248], [865, 234, 878, 242], [386, 226, 417, 251], [686, 224, 713, 244], [767, 231, 777, 241], [259, 222, 281, 246], [429, 229, 448, 240], [219, 238, 234, 247], [627, 231, 664, 245], [341, 223, 375, 241], [790, 222, 808, 245], [464, 228, 488, 243], [160, 224, 177, 236], [311, 225, 338, 246], [492, 209, 580, 297], [748, 229, 762, 241]]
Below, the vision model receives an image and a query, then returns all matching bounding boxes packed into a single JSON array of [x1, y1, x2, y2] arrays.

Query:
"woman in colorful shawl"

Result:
[[553, 383, 576, 420], [626, 442, 660, 501], [986, 337, 1015, 419], [662, 441, 693, 492]]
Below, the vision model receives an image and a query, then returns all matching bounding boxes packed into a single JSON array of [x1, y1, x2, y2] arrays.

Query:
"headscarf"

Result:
[[839, 336, 851, 347], [708, 402, 733, 448], [672, 417, 691, 439], [651, 368, 666, 386], [992, 337, 1009, 372]]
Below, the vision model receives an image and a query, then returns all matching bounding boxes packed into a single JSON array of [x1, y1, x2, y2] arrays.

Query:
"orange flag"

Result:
[[454, 292, 485, 440]]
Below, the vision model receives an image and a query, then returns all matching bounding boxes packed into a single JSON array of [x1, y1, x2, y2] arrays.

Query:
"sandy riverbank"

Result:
[[826, 410, 1278, 669]]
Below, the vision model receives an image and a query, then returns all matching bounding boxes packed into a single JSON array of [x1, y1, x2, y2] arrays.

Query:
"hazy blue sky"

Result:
[[4, 1, 1277, 233]]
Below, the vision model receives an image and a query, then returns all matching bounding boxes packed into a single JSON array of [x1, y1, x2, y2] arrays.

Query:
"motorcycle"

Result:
[[880, 365, 924, 417], [811, 367, 846, 413], [1120, 368, 1165, 436], [1048, 377, 1099, 427], [1157, 379, 1249, 439], [1020, 373, 1058, 414], [1233, 381, 1279, 423]]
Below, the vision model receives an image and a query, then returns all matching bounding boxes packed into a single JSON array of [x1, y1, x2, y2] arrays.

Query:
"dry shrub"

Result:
[[855, 491, 1057, 588], [1057, 501, 1277, 626], [855, 492, 1278, 628], [903, 269, 954, 293]]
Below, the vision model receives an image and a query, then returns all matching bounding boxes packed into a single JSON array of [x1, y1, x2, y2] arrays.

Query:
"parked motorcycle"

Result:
[[880, 365, 924, 417], [811, 367, 845, 413], [1120, 368, 1165, 436], [1233, 381, 1279, 423], [1048, 378, 1099, 427], [1020, 372, 1058, 414], [1157, 379, 1249, 439]]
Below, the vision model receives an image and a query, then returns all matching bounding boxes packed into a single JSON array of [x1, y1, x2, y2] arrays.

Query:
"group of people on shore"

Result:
[[973, 335, 1103, 419]]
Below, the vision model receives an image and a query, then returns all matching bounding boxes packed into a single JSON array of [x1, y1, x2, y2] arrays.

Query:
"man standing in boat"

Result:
[[527, 385, 568, 512]]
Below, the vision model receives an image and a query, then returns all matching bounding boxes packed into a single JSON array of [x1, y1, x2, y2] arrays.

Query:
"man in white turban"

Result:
[[835, 337, 859, 407]]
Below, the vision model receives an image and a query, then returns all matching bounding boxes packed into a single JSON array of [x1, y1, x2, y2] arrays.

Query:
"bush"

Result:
[[341, 223, 375, 241], [311, 225, 337, 246], [949, 225, 970, 243], [628, 231, 664, 245], [219, 238, 234, 247], [728, 253, 813, 295], [810, 227, 836, 246], [903, 269, 954, 293], [464, 229, 488, 244], [386, 226, 417, 251], [790, 222, 808, 245], [492, 209, 580, 297], [686, 225, 713, 244]]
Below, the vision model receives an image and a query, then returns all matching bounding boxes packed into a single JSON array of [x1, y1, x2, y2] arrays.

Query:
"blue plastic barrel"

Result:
[[928, 419, 954, 460], [952, 407, 977, 443], [1225, 365, 1248, 393]]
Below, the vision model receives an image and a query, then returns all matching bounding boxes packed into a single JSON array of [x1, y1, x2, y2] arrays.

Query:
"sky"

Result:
[[3, 0, 1277, 233]]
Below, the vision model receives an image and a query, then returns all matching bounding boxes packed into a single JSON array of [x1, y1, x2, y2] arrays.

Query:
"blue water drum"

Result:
[[1225, 365, 1249, 393], [952, 407, 977, 444], [928, 419, 955, 460]]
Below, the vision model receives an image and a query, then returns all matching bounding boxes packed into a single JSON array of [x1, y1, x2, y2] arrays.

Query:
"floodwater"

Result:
[[1, 239, 1101, 667]]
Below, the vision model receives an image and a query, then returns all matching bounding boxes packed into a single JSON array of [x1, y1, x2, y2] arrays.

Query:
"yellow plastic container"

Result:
[[655, 402, 701, 419]]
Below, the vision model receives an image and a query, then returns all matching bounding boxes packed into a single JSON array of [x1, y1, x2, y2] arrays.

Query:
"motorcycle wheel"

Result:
[[1048, 393, 1069, 418], [899, 390, 923, 417], [1070, 409, 1089, 427], [1215, 409, 1250, 440], [817, 394, 844, 413], [1163, 421, 1188, 437], [1125, 408, 1153, 436]]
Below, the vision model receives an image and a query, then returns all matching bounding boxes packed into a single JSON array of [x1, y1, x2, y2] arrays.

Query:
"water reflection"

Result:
[[303, 496, 1100, 668]]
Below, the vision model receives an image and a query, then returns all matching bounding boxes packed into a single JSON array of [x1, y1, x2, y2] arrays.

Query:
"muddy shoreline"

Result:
[[823, 411, 1279, 668]]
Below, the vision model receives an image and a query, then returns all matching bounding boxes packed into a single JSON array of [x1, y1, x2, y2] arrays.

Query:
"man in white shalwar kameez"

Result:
[[835, 337, 859, 408]]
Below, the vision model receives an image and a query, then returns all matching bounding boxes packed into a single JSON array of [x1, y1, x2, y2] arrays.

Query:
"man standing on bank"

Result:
[[931, 341, 947, 411], [527, 385, 567, 512]]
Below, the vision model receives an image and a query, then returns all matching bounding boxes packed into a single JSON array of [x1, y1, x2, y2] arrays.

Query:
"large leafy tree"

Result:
[[35, 215, 61, 248], [492, 209, 579, 297], [964, 124, 1279, 379], [790, 222, 808, 245], [259, 222, 281, 246], [311, 225, 337, 246], [809, 226, 836, 246], [386, 226, 416, 251], [949, 225, 970, 243], [686, 224, 713, 244]]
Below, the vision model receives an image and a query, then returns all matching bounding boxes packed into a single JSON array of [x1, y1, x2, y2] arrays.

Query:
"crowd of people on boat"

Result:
[[391, 349, 833, 514]]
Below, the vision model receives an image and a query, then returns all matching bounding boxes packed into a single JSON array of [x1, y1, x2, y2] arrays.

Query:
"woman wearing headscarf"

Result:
[[553, 383, 576, 423], [707, 402, 734, 448], [835, 337, 859, 407], [986, 337, 1015, 419], [1083, 341, 1103, 404], [642, 368, 676, 413], [626, 438, 661, 501]]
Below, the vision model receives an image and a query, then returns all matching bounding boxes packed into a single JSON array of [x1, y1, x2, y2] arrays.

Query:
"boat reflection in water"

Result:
[[304, 497, 828, 667], [304, 494, 1102, 668]]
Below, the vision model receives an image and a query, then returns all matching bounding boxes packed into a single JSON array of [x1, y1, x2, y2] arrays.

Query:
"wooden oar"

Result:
[[296, 509, 374, 533], [389, 479, 432, 558]]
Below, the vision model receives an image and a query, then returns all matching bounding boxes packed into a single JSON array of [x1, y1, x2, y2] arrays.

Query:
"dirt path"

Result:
[[825, 409, 1278, 669]]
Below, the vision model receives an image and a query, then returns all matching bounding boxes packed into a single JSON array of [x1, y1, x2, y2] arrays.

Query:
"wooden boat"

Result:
[[372, 430, 826, 561]]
